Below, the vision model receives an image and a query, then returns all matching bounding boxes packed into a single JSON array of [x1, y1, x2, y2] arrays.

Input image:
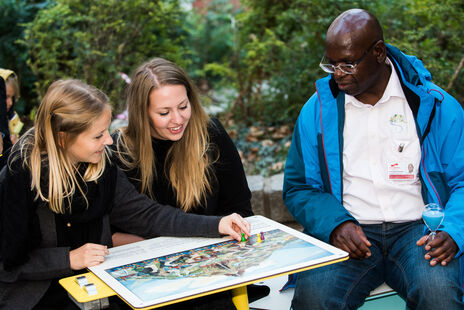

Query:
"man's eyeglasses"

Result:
[[319, 40, 379, 75]]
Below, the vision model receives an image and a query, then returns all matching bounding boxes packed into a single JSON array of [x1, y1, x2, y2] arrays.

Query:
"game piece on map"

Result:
[[257, 233, 262, 243], [260, 232, 265, 241], [241, 233, 246, 242]]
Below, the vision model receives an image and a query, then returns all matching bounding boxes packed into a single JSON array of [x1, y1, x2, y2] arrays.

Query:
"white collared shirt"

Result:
[[342, 58, 424, 224]]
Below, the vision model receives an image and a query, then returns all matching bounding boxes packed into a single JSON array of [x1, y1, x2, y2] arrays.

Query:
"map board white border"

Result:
[[89, 215, 348, 309]]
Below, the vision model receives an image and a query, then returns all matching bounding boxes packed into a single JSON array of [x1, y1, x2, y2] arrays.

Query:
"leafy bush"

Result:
[[391, 0, 464, 103], [229, 0, 340, 125], [229, 0, 464, 125], [21, 0, 188, 112], [223, 118, 292, 176], [0, 0, 50, 115], [184, 0, 239, 87]]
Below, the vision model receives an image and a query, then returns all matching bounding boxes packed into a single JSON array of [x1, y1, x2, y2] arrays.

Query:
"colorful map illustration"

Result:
[[106, 229, 332, 302]]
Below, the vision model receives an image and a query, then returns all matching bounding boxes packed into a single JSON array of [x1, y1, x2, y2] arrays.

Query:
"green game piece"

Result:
[[241, 233, 246, 242]]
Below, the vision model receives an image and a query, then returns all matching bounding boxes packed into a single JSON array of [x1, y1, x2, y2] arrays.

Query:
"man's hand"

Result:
[[416, 231, 458, 266], [0, 134, 3, 154], [330, 221, 371, 259]]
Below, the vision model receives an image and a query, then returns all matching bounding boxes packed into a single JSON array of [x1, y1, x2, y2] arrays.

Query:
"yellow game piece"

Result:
[[257, 233, 262, 243]]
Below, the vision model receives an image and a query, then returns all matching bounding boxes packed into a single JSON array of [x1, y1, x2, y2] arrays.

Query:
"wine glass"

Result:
[[422, 203, 444, 240]]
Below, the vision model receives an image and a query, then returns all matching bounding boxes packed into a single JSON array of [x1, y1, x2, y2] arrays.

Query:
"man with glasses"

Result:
[[283, 8, 464, 309]]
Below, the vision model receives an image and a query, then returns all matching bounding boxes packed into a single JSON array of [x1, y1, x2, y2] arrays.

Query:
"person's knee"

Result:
[[291, 268, 361, 310], [407, 266, 463, 309], [291, 256, 382, 310], [292, 286, 341, 310], [291, 270, 338, 310]]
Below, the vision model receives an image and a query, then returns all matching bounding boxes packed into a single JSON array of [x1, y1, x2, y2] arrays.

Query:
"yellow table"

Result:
[[60, 256, 348, 310]]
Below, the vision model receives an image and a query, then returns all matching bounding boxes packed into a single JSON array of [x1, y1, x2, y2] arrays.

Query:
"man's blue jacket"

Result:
[[283, 45, 464, 283]]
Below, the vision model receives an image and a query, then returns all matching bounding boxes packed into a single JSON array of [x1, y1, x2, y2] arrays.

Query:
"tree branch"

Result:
[[446, 54, 464, 92]]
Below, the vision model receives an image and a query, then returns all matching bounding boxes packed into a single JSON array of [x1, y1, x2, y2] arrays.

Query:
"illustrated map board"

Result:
[[89, 215, 348, 309]]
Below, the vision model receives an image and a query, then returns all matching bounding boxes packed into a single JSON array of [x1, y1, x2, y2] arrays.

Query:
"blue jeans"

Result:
[[292, 221, 464, 310]]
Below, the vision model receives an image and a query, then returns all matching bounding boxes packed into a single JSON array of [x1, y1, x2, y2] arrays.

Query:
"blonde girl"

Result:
[[113, 58, 252, 247], [0, 79, 250, 309], [112, 58, 257, 309]]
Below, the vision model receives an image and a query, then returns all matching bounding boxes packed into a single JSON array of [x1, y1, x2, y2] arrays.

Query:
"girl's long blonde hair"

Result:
[[13, 79, 111, 214], [117, 58, 214, 212]]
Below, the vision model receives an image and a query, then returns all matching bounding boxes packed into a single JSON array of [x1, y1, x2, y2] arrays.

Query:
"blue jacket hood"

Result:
[[386, 44, 432, 84]]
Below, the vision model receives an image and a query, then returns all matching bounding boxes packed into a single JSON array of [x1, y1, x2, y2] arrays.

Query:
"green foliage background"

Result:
[[184, 0, 239, 89], [19, 0, 188, 113], [229, 0, 464, 125], [1, 0, 463, 127], [0, 0, 48, 115]]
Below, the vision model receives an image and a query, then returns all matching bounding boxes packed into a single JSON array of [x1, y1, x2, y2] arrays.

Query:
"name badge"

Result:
[[387, 160, 415, 180]]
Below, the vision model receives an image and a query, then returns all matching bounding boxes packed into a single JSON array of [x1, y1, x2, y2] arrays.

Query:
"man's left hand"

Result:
[[416, 231, 458, 266]]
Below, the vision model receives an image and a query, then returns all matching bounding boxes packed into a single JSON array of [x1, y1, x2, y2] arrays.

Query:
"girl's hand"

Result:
[[69, 243, 109, 270], [218, 213, 251, 241]]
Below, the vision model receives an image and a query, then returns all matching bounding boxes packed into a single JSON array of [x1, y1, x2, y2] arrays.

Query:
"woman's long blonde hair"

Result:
[[13, 80, 111, 214], [117, 58, 214, 212]]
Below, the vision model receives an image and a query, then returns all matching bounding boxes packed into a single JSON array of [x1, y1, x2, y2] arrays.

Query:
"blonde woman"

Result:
[[111, 58, 259, 309], [0, 79, 250, 309], [112, 58, 253, 246]]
